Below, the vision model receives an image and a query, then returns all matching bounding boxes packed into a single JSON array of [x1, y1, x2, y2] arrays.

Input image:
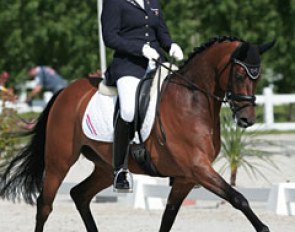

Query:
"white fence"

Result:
[[0, 79, 52, 114], [59, 175, 295, 215], [267, 182, 295, 215], [130, 177, 295, 215], [129, 177, 270, 210], [254, 86, 295, 131], [1, 85, 295, 131]]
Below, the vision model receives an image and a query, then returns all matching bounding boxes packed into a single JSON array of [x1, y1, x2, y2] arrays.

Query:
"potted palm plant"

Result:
[[217, 108, 280, 186]]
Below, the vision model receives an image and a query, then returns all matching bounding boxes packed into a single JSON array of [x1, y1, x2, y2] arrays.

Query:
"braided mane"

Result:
[[180, 36, 244, 68]]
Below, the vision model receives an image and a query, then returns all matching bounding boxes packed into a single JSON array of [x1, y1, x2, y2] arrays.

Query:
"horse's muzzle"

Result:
[[236, 116, 255, 128], [234, 109, 256, 128]]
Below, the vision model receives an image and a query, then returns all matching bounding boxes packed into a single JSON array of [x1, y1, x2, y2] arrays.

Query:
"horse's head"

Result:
[[221, 40, 275, 128]]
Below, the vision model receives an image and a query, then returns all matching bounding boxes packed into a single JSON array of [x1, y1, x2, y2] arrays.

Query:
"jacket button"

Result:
[[145, 16, 148, 20], [145, 33, 149, 37]]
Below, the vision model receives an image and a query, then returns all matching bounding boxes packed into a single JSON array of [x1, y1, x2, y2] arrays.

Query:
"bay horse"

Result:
[[0, 36, 274, 232]]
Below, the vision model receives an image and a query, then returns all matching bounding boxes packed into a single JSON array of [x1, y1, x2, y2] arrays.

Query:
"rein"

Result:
[[153, 60, 229, 146], [154, 57, 257, 108], [152, 54, 258, 145], [154, 60, 227, 103]]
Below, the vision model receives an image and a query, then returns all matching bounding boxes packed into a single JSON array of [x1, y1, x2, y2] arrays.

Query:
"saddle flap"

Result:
[[134, 73, 154, 132], [134, 63, 179, 133]]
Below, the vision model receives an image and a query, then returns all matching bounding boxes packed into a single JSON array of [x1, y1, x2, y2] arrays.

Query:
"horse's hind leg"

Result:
[[70, 148, 113, 232], [35, 147, 80, 232], [159, 179, 195, 232], [194, 163, 270, 232]]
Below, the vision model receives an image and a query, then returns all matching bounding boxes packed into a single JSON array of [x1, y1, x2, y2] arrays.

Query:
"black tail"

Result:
[[0, 90, 62, 204]]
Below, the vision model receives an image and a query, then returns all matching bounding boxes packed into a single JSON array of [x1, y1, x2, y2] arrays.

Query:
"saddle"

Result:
[[132, 69, 160, 177], [98, 63, 178, 177]]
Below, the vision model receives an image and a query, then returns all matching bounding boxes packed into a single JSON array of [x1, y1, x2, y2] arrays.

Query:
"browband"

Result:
[[233, 59, 261, 80]]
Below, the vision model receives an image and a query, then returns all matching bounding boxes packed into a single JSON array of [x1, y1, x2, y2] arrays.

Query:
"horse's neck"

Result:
[[171, 49, 230, 127], [183, 42, 236, 108], [181, 59, 221, 101], [163, 74, 221, 131], [158, 42, 239, 160]]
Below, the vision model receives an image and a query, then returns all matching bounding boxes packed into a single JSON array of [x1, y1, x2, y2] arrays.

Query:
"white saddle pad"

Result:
[[82, 63, 178, 143]]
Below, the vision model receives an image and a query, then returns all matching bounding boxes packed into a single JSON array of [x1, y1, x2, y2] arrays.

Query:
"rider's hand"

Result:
[[169, 43, 184, 61], [142, 44, 160, 61], [147, 60, 157, 71]]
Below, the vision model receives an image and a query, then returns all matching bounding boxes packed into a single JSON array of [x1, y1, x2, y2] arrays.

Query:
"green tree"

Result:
[[0, 0, 100, 87], [161, 0, 200, 57], [161, 0, 295, 93], [271, 0, 295, 92], [1, 1, 294, 93]]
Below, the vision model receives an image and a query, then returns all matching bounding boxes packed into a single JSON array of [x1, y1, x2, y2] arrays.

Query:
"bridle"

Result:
[[224, 57, 260, 115], [152, 44, 261, 145], [154, 47, 260, 115]]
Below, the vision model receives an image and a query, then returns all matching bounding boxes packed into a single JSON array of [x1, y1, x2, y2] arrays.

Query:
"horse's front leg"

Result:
[[159, 178, 195, 232], [194, 160, 270, 232]]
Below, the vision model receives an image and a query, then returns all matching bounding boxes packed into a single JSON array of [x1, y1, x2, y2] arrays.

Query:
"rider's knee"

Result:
[[120, 106, 135, 122]]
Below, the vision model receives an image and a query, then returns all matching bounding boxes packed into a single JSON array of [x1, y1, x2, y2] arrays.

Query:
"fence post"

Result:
[[125, 175, 164, 210], [263, 86, 274, 126], [267, 182, 295, 215]]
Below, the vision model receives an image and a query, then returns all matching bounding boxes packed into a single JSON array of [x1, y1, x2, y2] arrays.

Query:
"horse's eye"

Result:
[[236, 73, 244, 82]]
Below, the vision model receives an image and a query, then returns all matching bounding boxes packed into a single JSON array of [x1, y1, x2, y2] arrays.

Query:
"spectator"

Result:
[[0, 71, 10, 92], [26, 66, 67, 102], [0, 71, 15, 100]]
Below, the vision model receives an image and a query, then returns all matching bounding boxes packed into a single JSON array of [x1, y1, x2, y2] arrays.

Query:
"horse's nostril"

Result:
[[238, 117, 255, 128]]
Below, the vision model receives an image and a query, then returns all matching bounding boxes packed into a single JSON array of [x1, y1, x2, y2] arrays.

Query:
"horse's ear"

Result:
[[231, 42, 249, 60], [238, 43, 249, 60], [258, 40, 276, 54]]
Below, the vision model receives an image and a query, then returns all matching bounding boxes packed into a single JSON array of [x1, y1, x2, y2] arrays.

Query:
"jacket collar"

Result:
[[125, 0, 147, 12]]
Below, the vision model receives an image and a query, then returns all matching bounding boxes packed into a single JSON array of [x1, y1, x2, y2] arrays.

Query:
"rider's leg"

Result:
[[113, 76, 139, 191]]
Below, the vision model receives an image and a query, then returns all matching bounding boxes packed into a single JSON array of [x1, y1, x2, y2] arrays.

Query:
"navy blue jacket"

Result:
[[101, 0, 173, 85]]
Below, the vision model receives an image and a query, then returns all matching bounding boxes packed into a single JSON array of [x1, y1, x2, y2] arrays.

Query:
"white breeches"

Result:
[[116, 76, 140, 122]]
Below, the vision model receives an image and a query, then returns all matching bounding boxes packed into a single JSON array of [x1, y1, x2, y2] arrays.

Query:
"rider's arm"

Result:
[[101, 0, 145, 56], [27, 84, 42, 101]]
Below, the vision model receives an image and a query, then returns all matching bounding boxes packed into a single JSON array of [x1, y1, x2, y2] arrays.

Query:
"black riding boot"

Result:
[[113, 115, 134, 191]]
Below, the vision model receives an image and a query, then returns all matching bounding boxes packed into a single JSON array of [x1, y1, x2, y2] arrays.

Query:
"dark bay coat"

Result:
[[101, 0, 173, 85]]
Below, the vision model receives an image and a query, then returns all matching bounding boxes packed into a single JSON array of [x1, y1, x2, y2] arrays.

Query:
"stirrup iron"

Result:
[[113, 168, 134, 193]]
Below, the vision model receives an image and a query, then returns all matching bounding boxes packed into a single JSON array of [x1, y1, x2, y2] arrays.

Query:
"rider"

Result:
[[101, 0, 184, 192]]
